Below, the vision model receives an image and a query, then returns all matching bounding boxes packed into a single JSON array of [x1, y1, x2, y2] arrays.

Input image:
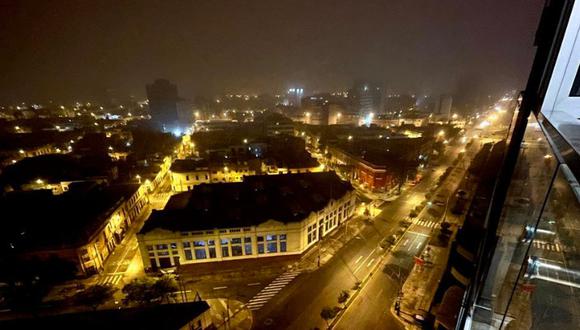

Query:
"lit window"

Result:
[[267, 242, 277, 253], [195, 249, 207, 259]]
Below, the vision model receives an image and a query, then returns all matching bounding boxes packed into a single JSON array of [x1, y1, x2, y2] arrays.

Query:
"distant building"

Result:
[[433, 94, 453, 120], [351, 81, 384, 119], [170, 158, 259, 192], [170, 135, 320, 192], [327, 137, 431, 191], [146, 79, 182, 134], [0, 183, 148, 275], [284, 88, 304, 107], [138, 172, 356, 269]]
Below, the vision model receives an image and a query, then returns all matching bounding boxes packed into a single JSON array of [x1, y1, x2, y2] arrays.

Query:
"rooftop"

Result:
[[0, 301, 210, 330], [330, 137, 430, 168], [140, 172, 352, 234], [170, 159, 210, 173], [0, 183, 140, 252]]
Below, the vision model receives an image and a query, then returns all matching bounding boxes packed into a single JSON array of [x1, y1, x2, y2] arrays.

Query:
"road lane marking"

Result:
[[416, 242, 422, 249], [247, 282, 261, 286], [250, 295, 276, 302], [259, 287, 283, 293], [403, 239, 409, 246], [377, 288, 384, 297], [213, 286, 227, 290], [354, 255, 363, 264], [353, 248, 377, 273], [367, 258, 375, 267], [406, 230, 431, 237]]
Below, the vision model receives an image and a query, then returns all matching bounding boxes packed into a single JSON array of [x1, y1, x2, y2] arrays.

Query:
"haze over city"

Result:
[[1, 0, 543, 103], [1, 1, 580, 330]]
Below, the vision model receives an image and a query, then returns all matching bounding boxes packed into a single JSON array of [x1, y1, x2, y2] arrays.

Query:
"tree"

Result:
[[320, 306, 339, 328], [122, 276, 178, 306], [74, 284, 115, 311], [337, 290, 350, 307], [122, 277, 157, 306], [152, 275, 178, 303], [440, 222, 452, 235]]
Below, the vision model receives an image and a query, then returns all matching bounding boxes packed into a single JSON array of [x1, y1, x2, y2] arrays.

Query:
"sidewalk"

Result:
[[396, 243, 450, 328], [299, 215, 368, 271], [207, 298, 253, 330]]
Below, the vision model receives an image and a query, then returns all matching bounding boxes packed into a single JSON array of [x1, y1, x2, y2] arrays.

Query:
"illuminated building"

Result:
[[138, 172, 356, 269], [0, 183, 148, 275], [146, 79, 183, 133]]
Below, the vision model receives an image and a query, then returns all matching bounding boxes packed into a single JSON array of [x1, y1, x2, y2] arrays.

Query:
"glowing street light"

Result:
[[438, 130, 445, 137], [35, 178, 44, 185]]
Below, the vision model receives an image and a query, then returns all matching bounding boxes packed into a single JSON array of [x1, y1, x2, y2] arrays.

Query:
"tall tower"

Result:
[[146, 79, 180, 133]]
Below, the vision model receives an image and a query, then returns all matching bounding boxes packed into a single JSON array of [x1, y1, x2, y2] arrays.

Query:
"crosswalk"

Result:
[[403, 216, 439, 229], [414, 218, 439, 229], [532, 240, 563, 252], [96, 273, 124, 286], [246, 270, 301, 311]]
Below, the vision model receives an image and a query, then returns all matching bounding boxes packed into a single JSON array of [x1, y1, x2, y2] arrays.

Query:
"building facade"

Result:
[[138, 172, 357, 269], [146, 79, 181, 133]]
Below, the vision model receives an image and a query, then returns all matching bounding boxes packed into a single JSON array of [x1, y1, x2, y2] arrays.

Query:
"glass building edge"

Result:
[[457, 1, 579, 329]]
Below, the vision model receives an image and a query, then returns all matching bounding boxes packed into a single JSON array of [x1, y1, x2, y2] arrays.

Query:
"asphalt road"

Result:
[[333, 142, 478, 330], [250, 156, 452, 329]]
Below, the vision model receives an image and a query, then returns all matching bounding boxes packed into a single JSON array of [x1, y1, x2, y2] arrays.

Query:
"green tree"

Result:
[[122, 277, 157, 306], [337, 290, 350, 307], [152, 275, 179, 303], [122, 276, 178, 306], [320, 306, 339, 328], [74, 284, 115, 311]]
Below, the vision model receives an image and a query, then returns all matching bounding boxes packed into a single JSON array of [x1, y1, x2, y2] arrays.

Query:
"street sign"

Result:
[[414, 256, 425, 265]]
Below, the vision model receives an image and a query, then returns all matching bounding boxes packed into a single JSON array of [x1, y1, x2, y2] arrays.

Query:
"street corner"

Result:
[[207, 298, 253, 330]]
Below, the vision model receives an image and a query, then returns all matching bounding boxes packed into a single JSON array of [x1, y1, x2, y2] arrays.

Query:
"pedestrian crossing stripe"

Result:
[[245, 270, 301, 311], [532, 240, 562, 252], [410, 218, 438, 229], [97, 274, 123, 286]]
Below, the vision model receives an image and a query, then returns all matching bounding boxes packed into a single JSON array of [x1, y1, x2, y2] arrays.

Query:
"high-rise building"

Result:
[[350, 81, 383, 123], [452, 2, 580, 329], [434, 94, 453, 119], [285, 88, 304, 107], [146, 79, 181, 134]]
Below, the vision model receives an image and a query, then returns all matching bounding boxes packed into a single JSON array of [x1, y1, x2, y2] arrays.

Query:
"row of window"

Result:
[[146, 234, 288, 263], [179, 227, 251, 236]]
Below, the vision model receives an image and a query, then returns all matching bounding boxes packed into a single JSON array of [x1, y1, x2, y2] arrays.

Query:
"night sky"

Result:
[[0, 0, 545, 103]]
